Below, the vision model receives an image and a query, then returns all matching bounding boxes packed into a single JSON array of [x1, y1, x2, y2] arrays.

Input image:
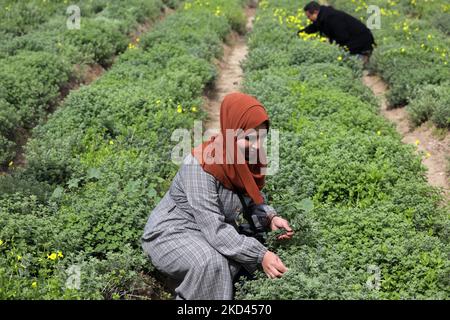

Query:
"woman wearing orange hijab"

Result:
[[142, 93, 293, 300]]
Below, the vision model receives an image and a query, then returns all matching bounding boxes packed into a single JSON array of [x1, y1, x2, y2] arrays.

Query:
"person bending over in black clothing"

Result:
[[298, 1, 376, 65]]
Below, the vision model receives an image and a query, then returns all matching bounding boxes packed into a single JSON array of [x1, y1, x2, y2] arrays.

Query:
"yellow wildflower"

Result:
[[177, 105, 183, 113], [191, 106, 197, 112], [337, 56, 343, 61], [32, 282, 37, 288], [415, 139, 420, 146], [57, 251, 64, 258], [109, 140, 114, 145], [47, 253, 57, 261]]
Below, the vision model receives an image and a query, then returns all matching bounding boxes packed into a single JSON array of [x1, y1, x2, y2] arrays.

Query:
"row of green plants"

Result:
[[0, 0, 249, 299], [329, 0, 450, 129], [234, 0, 449, 299], [0, 0, 174, 166]]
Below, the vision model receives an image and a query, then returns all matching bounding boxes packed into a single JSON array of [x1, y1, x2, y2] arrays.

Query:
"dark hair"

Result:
[[304, 1, 321, 13]]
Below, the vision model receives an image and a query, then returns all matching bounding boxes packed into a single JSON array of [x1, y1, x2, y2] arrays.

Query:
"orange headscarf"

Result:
[[192, 92, 269, 204]]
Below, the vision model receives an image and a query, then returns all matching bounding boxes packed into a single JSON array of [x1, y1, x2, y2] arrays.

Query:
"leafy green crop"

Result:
[[0, 0, 168, 167], [0, 0, 249, 300], [235, 0, 449, 300]]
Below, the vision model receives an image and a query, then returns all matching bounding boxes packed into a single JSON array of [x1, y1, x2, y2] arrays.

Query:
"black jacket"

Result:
[[300, 5, 375, 54]]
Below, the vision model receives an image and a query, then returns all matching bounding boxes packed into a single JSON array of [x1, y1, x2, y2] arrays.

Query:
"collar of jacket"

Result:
[[316, 5, 331, 26]]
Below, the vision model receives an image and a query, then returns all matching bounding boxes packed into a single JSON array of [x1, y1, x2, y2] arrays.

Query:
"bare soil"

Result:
[[203, 7, 256, 138], [363, 73, 450, 200]]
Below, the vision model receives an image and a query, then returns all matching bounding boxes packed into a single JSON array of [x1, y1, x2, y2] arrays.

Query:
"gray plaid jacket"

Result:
[[142, 153, 268, 299]]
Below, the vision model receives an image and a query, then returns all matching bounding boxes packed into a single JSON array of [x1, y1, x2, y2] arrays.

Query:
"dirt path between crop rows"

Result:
[[363, 73, 450, 200], [203, 7, 256, 136]]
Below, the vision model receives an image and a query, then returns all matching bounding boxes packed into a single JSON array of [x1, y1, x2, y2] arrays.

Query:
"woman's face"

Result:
[[236, 122, 268, 163]]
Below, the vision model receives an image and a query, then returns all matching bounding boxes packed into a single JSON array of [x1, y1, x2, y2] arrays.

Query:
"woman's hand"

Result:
[[262, 251, 287, 279], [270, 216, 294, 240]]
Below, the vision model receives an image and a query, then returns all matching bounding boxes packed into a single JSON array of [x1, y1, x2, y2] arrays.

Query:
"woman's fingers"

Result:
[[271, 218, 295, 241], [265, 269, 279, 279], [274, 220, 294, 240], [275, 260, 288, 273], [264, 265, 284, 279], [268, 266, 282, 278], [262, 251, 288, 279], [281, 220, 293, 232], [271, 259, 287, 276], [277, 230, 294, 240], [263, 266, 272, 279]]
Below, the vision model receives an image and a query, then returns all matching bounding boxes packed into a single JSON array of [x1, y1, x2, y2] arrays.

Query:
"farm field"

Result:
[[0, 0, 180, 168], [0, 0, 448, 300]]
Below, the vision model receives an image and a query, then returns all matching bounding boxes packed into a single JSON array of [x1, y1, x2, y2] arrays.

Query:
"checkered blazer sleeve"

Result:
[[181, 162, 268, 265]]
